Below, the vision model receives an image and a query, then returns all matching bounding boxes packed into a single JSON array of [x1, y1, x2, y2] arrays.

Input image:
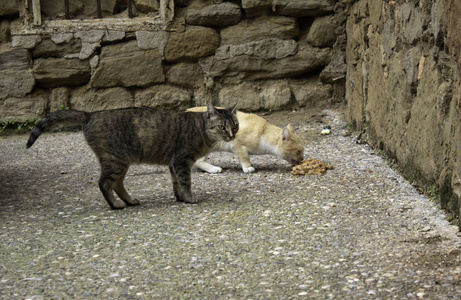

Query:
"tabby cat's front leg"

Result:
[[168, 162, 196, 203]]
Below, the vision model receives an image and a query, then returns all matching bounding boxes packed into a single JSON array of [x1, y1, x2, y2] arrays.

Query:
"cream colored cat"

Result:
[[187, 107, 304, 173]]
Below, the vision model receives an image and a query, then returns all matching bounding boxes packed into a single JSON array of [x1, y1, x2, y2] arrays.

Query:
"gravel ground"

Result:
[[1, 107, 460, 299]]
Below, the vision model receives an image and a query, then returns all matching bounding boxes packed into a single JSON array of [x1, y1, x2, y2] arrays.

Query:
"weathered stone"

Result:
[[306, 16, 337, 47], [213, 39, 297, 60], [0, 48, 30, 70], [70, 86, 134, 112], [41, 0, 84, 18], [186, 2, 242, 27], [11, 35, 41, 49], [79, 42, 100, 59], [0, 49, 34, 99], [136, 31, 169, 57], [241, 0, 271, 18], [164, 26, 220, 62], [346, 0, 461, 226], [74, 30, 105, 43], [200, 44, 331, 83], [0, 0, 19, 16], [273, 0, 335, 17], [32, 38, 82, 58], [91, 41, 165, 88], [289, 78, 332, 107], [103, 31, 126, 42], [51, 33, 74, 44], [400, 2, 427, 45], [0, 70, 35, 100], [134, 85, 192, 110], [219, 81, 292, 111], [33, 58, 91, 88], [0, 18, 11, 44], [220, 16, 298, 45], [133, 0, 159, 13], [166, 63, 204, 88], [50, 88, 70, 112], [0, 92, 48, 123], [320, 47, 346, 83]]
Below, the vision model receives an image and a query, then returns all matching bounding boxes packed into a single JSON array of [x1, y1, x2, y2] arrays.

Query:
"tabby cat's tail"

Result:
[[26, 110, 90, 148]]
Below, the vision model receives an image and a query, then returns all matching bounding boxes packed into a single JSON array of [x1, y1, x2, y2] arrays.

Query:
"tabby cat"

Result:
[[27, 103, 239, 209], [187, 107, 304, 173]]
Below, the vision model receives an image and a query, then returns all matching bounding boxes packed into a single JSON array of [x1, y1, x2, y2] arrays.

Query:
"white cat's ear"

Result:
[[207, 103, 217, 118], [282, 127, 291, 141], [287, 123, 295, 132]]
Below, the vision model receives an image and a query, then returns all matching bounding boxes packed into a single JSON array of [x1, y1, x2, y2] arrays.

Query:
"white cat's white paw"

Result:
[[243, 166, 255, 173], [207, 166, 223, 173]]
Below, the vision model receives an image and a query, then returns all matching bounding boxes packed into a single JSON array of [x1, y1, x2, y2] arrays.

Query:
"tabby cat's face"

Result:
[[207, 105, 239, 142]]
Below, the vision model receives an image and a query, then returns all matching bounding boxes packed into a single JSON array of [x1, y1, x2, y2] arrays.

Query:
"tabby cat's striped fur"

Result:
[[27, 103, 238, 209]]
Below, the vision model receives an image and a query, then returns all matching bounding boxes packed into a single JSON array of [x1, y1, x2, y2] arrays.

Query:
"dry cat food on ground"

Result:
[[292, 158, 334, 175]]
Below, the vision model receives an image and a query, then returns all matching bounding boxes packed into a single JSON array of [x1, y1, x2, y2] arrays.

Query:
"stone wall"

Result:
[[0, 0, 346, 123], [345, 0, 461, 226]]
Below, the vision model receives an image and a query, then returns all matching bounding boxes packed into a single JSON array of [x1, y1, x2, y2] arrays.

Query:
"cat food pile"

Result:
[[292, 159, 334, 176]]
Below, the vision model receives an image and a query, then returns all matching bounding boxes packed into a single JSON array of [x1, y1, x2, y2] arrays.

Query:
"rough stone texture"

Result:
[[50, 87, 70, 112], [33, 58, 91, 88], [0, 18, 11, 44], [220, 16, 298, 45], [0, 70, 35, 100], [0, 92, 48, 122], [289, 78, 333, 108], [11, 35, 41, 49], [133, 0, 159, 13], [0, 49, 35, 100], [273, 0, 335, 17], [134, 85, 192, 109], [306, 16, 337, 48], [51, 33, 74, 44], [346, 0, 461, 226], [32, 38, 82, 58], [2, 0, 345, 122], [103, 30, 125, 42], [186, 1, 242, 27], [218, 80, 292, 111], [70, 86, 134, 111], [241, 0, 271, 18], [91, 41, 165, 88], [74, 30, 106, 43], [166, 63, 204, 88], [213, 39, 298, 60], [164, 26, 220, 62], [0, 0, 19, 16], [200, 44, 331, 83], [0, 48, 30, 70], [320, 47, 347, 83], [136, 30, 169, 57]]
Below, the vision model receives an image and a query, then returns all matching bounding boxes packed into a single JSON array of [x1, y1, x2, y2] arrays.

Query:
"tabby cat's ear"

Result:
[[231, 103, 238, 114], [207, 103, 217, 119]]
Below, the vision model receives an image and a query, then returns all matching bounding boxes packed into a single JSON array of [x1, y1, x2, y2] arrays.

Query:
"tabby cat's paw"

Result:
[[109, 199, 127, 210], [126, 198, 140, 206]]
